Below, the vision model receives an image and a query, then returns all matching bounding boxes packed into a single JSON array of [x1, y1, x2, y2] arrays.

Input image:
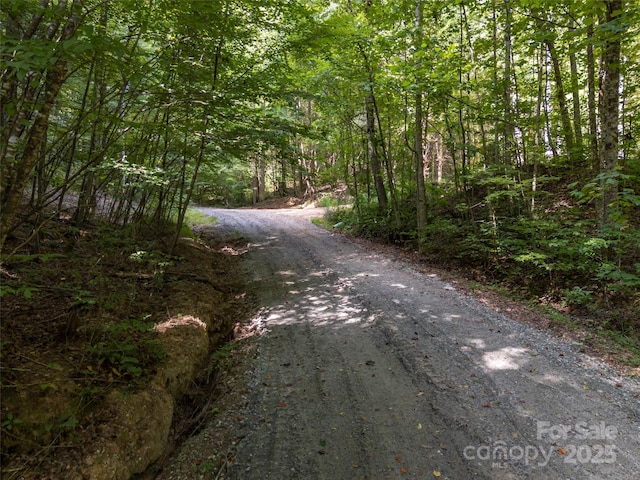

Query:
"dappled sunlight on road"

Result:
[[258, 303, 371, 328], [255, 267, 374, 331], [276, 270, 297, 276], [468, 338, 486, 349], [355, 271, 380, 278], [481, 347, 530, 371], [237, 225, 606, 404]]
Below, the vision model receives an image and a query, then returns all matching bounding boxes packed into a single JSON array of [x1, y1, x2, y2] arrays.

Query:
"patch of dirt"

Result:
[[0, 217, 253, 479], [247, 196, 305, 209]]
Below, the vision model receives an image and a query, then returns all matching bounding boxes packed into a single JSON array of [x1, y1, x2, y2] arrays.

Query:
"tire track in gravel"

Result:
[[193, 207, 639, 480]]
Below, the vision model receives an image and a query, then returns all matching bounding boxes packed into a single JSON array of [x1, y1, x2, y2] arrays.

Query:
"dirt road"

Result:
[[178, 207, 639, 479]]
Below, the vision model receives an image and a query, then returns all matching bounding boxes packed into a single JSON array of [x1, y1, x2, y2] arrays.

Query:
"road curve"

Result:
[[197, 207, 639, 480]]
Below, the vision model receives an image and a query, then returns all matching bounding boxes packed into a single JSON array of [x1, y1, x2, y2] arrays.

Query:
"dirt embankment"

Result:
[[1, 225, 250, 479], [159, 206, 639, 480]]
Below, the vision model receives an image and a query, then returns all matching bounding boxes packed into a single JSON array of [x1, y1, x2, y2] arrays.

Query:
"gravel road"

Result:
[[167, 206, 640, 480]]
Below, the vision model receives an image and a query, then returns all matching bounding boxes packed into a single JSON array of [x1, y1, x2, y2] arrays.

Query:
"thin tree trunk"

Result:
[[587, 23, 599, 174], [351, 0, 387, 213], [531, 45, 546, 216], [491, 1, 501, 165], [258, 154, 266, 202], [366, 93, 387, 211], [543, 49, 559, 162], [415, 0, 427, 239], [597, 0, 623, 230], [371, 93, 399, 226], [569, 19, 584, 162], [0, 0, 82, 252], [171, 118, 207, 254], [503, 0, 515, 167], [544, 37, 576, 163], [172, 31, 226, 251]]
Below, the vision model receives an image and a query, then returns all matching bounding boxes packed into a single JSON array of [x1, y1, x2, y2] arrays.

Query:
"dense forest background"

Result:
[[2, 0, 639, 330]]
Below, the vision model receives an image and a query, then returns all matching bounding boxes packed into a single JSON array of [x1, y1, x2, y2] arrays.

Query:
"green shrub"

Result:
[[86, 317, 165, 380], [564, 286, 595, 308]]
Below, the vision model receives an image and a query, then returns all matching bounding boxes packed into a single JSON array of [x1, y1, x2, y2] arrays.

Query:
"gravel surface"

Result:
[[158, 206, 640, 480]]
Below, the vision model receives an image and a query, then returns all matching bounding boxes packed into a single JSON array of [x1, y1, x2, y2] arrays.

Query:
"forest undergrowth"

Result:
[[0, 209, 248, 478]]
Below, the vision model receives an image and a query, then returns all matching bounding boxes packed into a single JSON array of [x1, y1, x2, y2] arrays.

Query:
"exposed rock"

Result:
[[84, 387, 173, 479]]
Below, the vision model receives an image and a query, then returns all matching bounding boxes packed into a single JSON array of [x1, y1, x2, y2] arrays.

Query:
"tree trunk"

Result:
[[503, 0, 515, 166], [569, 19, 584, 162], [171, 119, 206, 254], [74, 4, 110, 227], [0, 0, 82, 252], [491, 1, 501, 166], [587, 23, 599, 174], [597, 0, 623, 230], [2, 75, 61, 246], [414, 0, 427, 239], [366, 93, 387, 211], [532, 45, 546, 216], [544, 37, 576, 163]]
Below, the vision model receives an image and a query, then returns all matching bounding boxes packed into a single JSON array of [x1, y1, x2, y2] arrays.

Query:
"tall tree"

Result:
[[597, 0, 624, 229], [414, 0, 427, 237], [358, 0, 388, 212], [1, 0, 84, 252]]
